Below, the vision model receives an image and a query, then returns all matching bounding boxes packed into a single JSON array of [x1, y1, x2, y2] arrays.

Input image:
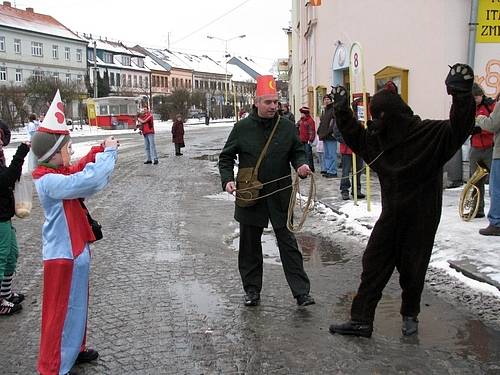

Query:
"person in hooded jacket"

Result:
[[328, 64, 475, 338], [469, 83, 495, 218], [0, 120, 30, 316]]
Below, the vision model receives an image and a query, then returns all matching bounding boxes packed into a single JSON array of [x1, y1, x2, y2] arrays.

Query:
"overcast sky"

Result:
[[15, 0, 291, 71]]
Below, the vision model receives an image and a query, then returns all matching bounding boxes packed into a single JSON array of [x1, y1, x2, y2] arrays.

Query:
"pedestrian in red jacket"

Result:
[[298, 106, 316, 172], [172, 114, 185, 156], [137, 105, 158, 165]]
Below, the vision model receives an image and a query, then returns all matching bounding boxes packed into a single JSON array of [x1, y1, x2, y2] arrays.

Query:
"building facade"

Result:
[[289, 0, 499, 120], [0, 2, 88, 118], [82, 35, 150, 98]]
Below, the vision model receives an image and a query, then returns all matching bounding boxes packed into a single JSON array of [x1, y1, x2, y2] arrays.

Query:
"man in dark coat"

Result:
[[219, 75, 315, 307], [328, 64, 475, 338]]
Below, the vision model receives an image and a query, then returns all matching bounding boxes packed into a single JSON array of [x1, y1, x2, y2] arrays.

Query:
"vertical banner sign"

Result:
[[349, 42, 372, 211], [474, 0, 500, 98]]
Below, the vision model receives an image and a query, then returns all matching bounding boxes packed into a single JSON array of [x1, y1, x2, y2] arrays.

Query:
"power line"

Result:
[[172, 0, 252, 45]]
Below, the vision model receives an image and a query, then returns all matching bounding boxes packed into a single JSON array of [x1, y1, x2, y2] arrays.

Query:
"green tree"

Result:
[[168, 88, 190, 119], [24, 77, 84, 119], [97, 70, 110, 97], [0, 84, 29, 127], [190, 90, 206, 111]]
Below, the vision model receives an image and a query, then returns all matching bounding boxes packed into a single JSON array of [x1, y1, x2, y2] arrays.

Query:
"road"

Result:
[[1, 126, 499, 374]]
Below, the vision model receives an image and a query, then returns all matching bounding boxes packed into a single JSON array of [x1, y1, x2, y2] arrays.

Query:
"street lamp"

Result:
[[207, 34, 246, 111]]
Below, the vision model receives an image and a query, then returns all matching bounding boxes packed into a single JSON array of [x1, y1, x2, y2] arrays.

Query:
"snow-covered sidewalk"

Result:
[[311, 174, 500, 298]]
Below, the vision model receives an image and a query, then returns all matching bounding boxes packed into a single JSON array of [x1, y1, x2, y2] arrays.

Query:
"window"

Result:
[[52, 45, 59, 59], [65, 73, 71, 84], [76, 49, 82, 62], [0, 67, 6, 81], [99, 105, 108, 115], [133, 75, 137, 87], [103, 52, 113, 64], [160, 76, 164, 87], [374, 66, 409, 102], [88, 49, 94, 61], [0, 36, 5, 52], [127, 74, 131, 87], [15, 69, 22, 82], [110, 72, 115, 86], [137, 58, 144, 68], [31, 42, 43, 56], [315, 86, 326, 117], [14, 39, 21, 54], [64, 47, 70, 60], [139, 76, 143, 87], [122, 56, 131, 66], [77, 74, 83, 85], [195, 80, 199, 89], [116, 73, 120, 86], [145, 76, 148, 88], [33, 70, 43, 81], [52, 72, 59, 81]]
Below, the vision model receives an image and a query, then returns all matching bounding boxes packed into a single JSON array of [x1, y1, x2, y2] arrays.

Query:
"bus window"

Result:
[[99, 105, 108, 115], [120, 104, 128, 114], [109, 105, 119, 115]]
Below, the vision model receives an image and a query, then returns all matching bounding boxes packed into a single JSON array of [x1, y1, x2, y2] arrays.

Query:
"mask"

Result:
[[61, 141, 74, 166]]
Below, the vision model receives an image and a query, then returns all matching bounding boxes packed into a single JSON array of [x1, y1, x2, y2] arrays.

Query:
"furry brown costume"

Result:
[[329, 64, 475, 337]]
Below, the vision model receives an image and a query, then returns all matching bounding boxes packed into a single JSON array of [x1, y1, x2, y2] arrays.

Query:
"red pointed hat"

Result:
[[37, 90, 70, 135], [256, 75, 277, 97]]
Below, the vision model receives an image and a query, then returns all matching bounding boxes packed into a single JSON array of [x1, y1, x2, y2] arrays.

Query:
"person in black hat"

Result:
[[329, 64, 475, 338]]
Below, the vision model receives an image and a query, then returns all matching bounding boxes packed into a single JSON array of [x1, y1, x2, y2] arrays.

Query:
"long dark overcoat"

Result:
[[219, 111, 307, 228], [172, 120, 185, 144]]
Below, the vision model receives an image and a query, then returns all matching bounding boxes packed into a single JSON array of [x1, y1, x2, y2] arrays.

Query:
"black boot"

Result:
[[76, 349, 99, 364], [296, 294, 315, 306], [402, 316, 418, 336], [329, 320, 373, 338], [244, 291, 260, 307]]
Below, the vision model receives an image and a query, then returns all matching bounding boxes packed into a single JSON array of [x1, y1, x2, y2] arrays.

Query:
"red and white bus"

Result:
[[87, 96, 144, 129]]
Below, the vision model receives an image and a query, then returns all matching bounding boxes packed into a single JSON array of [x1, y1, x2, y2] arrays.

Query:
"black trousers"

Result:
[[175, 143, 182, 155], [350, 213, 439, 323], [239, 223, 311, 298]]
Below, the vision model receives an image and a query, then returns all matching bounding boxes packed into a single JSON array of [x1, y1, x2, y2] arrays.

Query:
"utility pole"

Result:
[[93, 40, 98, 98]]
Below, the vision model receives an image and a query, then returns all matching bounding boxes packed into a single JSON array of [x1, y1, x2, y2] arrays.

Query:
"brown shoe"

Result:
[[479, 224, 500, 236]]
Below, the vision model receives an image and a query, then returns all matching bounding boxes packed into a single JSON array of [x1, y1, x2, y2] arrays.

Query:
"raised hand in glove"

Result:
[[331, 86, 349, 111], [445, 63, 474, 95]]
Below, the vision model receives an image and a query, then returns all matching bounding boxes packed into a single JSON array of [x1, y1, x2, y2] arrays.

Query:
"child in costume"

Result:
[[31, 90, 119, 375]]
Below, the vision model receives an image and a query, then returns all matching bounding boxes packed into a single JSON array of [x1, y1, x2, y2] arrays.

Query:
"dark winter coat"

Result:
[[0, 143, 29, 221], [219, 112, 307, 228], [317, 103, 335, 141], [335, 92, 475, 321], [282, 111, 295, 124], [172, 120, 185, 144]]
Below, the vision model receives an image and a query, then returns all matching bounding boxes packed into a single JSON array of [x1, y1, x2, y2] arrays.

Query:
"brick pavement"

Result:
[[1, 129, 499, 374]]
